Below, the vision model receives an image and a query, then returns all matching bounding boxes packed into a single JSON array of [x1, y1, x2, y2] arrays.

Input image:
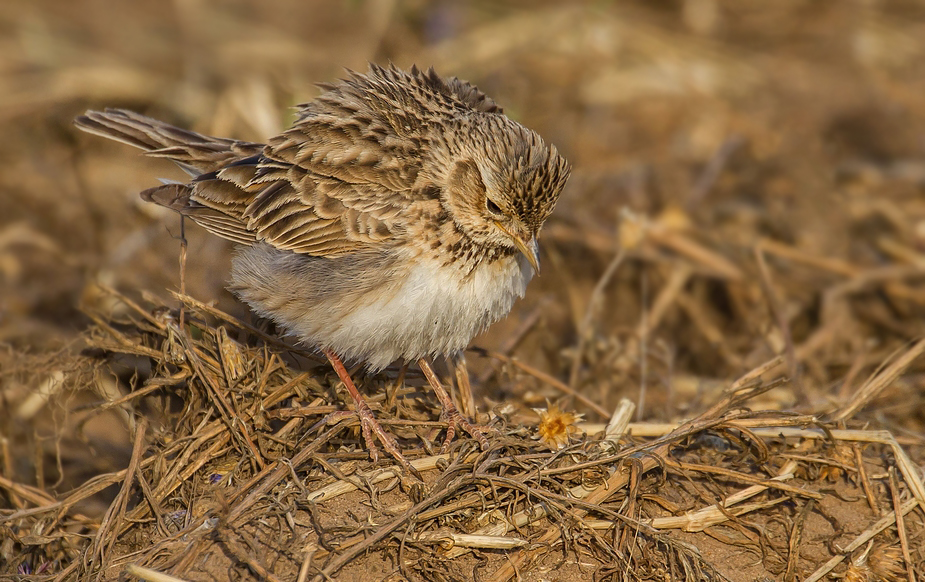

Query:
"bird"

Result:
[[75, 64, 571, 472]]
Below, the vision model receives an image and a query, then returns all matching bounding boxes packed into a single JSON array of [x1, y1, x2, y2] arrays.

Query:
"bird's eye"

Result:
[[486, 197, 503, 216]]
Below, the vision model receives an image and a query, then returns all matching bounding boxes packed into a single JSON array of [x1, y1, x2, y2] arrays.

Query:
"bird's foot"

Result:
[[353, 398, 419, 476], [418, 358, 492, 453], [323, 348, 420, 478], [437, 398, 490, 453]]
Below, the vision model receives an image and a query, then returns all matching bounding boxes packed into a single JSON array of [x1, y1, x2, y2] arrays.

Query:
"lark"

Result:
[[75, 64, 571, 471]]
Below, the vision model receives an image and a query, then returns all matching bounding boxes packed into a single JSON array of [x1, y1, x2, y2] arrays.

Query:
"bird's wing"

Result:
[[77, 65, 499, 256], [184, 149, 416, 256]]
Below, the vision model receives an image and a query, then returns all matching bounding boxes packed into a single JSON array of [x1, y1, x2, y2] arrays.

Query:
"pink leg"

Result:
[[323, 348, 416, 475], [418, 358, 490, 453]]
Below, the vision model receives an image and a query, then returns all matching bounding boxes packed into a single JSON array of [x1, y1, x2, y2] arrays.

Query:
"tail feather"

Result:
[[139, 181, 258, 245], [140, 183, 193, 213], [74, 109, 265, 175]]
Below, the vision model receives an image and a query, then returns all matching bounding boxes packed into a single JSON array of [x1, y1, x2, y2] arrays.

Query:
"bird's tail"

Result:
[[74, 109, 263, 175]]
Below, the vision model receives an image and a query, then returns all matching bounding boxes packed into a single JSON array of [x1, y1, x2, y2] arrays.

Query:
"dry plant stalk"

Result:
[[7, 299, 923, 582], [3, 291, 924, 582]]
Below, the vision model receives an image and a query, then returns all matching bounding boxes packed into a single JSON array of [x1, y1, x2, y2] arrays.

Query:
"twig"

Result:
[[638, 264, 648, 422], [226, 423, 344, 525], [304, 453, 477, 504], [853, 443, 880, 515], [783, 499, 815, 582], [446, 400, 636, 560], [648, 227, 744, 281], [664, 459, 821, 499], [651, 460, 802, 532], [888, 467, 916, 582], [687, 135, 744, 207], [475, 299, 547, 385], [487, 351, 610, 418], [488, 383, 770, 581], [636, 263, 692, 419], [755, 245, 803, 404], [170, 318, 266, 471], [831, 337, 925, 422], [804, 498, 919, 582], [124, 564, 191, 582], [314, 468, 473, 580], [219, 528, 284, 582], [178, 216, 187, 330], [92, 418, 147, 582], [405, 531, 527, 549], [451, 350, 475, 419], [568, 248, 626, 391], [170, 291, 322, 359]]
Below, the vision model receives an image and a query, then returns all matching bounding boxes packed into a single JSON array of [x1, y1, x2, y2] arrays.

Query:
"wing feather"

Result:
[[77, 65, 502, 256]]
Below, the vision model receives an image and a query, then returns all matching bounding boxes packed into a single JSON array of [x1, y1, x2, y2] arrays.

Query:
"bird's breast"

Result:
[[324, 250, 534, 369]]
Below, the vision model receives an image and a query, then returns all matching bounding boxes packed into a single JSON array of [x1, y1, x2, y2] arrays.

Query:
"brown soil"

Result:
[[2, 2, 925, 581]]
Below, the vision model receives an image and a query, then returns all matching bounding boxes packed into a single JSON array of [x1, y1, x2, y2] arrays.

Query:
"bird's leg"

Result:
[[322, 348, 416, 475], [418, 358, 490, 452]]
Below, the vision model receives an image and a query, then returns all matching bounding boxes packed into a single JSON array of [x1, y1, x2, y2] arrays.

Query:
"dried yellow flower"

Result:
[[535, 403, 583, 449]]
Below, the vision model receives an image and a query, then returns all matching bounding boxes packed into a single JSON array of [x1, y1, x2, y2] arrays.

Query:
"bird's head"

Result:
[[435, 116, 571, 273]]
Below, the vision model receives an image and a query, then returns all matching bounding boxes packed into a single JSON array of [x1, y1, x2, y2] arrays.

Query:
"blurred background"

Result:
[[2, 0, 925, 443]]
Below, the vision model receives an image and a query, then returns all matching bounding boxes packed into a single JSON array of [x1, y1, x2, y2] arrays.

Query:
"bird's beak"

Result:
[[496, 222, 540, 275]]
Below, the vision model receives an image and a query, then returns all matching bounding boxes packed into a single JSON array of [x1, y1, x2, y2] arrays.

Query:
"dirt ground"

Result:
[[2, 1, 925, 581]]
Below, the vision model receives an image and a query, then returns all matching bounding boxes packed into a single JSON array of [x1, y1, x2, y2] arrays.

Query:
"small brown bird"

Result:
[[75, 64, 570, 471]]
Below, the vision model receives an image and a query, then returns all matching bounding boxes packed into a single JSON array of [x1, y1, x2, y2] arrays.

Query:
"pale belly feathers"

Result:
[[231, 244, 533, 370]]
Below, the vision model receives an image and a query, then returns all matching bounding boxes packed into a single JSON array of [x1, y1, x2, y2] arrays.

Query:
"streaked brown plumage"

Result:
[[75, 64, 570, 471]]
